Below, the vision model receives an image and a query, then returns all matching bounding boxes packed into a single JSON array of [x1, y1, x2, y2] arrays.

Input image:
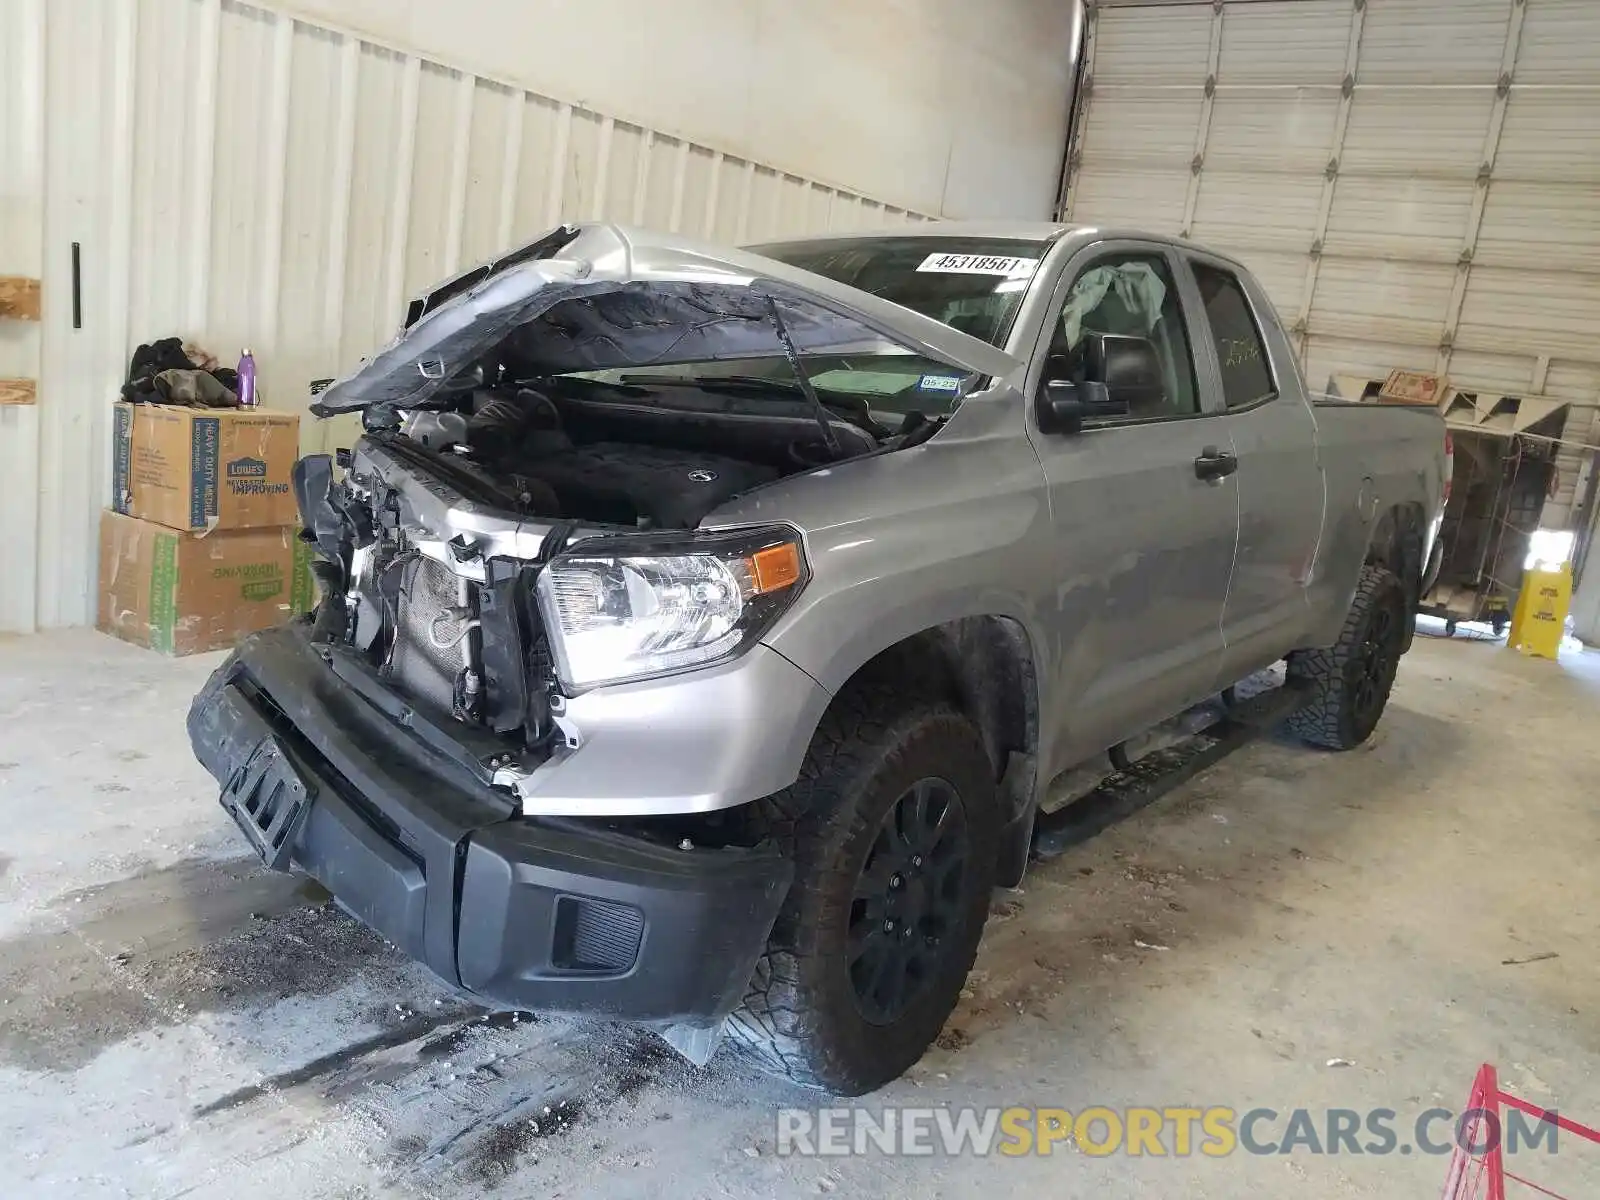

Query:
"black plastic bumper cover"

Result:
[[187, 625, 792, 1026]]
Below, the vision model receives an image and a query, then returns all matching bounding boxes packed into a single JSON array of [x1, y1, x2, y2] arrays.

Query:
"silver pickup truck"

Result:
[[187, 221, 1448, 1095]]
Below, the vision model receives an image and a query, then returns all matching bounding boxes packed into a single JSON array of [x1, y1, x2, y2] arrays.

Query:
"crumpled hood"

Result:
[[311, 223, 1021, 415]]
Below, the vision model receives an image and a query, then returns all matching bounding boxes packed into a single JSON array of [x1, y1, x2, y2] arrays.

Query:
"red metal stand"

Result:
[[1442, 1064, 1600, 1200]]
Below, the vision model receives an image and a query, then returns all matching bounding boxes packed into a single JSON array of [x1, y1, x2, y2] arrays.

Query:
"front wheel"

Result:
[[727, 682, 999, 1095], [1285, 564, 1407, 750]]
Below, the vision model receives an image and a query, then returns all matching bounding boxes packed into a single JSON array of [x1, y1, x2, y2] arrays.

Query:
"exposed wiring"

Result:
[[429, 608, 481, 650]]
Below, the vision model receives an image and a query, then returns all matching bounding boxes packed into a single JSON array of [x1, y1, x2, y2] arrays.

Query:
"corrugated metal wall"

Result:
[[1064, 0, 1600, 526], [3, 0, 948, 633], [0, 0, 47, 633]]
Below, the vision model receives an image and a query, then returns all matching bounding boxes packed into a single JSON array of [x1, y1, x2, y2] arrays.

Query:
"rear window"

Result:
[[751, 235, 1048, 349], [1192, 262, 1275, 409]]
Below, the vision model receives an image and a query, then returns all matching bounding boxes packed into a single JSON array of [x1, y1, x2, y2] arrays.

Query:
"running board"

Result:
[[1031, 681, 1311, 861]]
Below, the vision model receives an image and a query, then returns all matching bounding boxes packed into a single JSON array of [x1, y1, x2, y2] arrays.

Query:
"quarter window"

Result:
[[1192, 262, 1274, 409]]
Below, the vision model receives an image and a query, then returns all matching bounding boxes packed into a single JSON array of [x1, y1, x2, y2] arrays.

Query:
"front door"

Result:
[[1025, 243, 1241, 772]]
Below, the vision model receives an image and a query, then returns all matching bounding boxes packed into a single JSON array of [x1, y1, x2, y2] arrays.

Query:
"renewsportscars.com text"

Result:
[[776, 1105, 1562, 1158]]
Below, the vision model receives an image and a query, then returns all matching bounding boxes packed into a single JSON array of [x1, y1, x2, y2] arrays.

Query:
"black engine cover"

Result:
[[531, 442, 778, 529]]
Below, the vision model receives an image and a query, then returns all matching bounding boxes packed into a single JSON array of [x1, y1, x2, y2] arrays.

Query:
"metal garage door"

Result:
[[1062, 0, 1600, 523]]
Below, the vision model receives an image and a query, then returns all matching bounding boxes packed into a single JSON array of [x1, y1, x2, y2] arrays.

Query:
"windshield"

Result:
[[555, 235, 1047, 418], [754, 235, 1047, 350]]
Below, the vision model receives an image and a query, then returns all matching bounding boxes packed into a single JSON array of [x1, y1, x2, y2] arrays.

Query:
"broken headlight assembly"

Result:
[[534, 526, 807, 692]]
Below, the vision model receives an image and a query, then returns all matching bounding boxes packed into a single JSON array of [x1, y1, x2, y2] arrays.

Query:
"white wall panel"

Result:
[[1475, 181, 1600, 272], [0, 0, 46, 632], [1357, 0, 1509, 84], [1070, 169, 1191, 233], [1514, 0, 1600, 83], [1189, 172, 1324, 256], [1215, 0, 1349, 85], [1077, 94, 1202, 171], [35, 0, 136, 630], [1310, 257, 1456, 347], [1204, 94, 1340, 174], [1456, 268, 1600, 364], [1, 0, 1080, 631], [1340, 89, 1494, 177], [1496, 92, 1600, 185], [1322, 177, 1476, 264], [1093, 5, 1213, 82], [271, 0, 1081, 221]]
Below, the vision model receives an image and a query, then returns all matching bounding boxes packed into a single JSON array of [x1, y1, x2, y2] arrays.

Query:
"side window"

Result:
[[1192, 262, 1275, 409], [1044, 253, 1199, 421]]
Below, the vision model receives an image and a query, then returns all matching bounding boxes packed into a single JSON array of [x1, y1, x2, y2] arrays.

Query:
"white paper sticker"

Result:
[[916, 252, 1038, 277], [918, 374, 963, 393]]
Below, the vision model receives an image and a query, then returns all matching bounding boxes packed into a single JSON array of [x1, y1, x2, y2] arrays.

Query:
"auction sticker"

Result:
[[916, 252, 1037, 277]]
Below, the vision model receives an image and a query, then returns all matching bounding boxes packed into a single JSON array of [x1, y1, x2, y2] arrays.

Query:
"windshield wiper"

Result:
[[617, 373, 799, 392], [613, 370, 885, 440]]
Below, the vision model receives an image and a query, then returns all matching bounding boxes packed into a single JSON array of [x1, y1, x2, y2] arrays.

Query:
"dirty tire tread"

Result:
[[727, 674, 997, 1095], [1284, 564, 1404, 750]]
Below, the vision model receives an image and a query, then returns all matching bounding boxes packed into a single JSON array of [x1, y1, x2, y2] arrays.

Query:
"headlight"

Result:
[[535, 528, 807, 691]]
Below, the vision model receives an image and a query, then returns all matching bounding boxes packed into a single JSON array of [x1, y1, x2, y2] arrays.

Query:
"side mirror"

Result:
[[1036, 332, 1166, 433], [1038, 379, 1128, 434]]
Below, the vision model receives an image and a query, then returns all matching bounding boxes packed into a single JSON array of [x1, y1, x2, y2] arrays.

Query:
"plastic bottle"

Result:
[[237, 348, 257, 407]]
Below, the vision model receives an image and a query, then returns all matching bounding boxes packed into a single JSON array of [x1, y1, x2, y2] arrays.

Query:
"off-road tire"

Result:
[[1285, 564, 1407, 750], [726, 680, 999, 1095]]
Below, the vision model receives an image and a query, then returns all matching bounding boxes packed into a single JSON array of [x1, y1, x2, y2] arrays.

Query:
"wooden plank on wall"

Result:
[[0, 277, 42, 321], [0, 379, 38, 405]]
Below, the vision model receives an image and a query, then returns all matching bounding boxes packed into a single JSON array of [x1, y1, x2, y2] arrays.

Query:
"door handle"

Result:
[[1194, 446, 1238, 482]]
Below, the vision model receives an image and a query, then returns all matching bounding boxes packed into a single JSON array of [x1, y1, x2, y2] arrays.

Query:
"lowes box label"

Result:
[[225, 455, 290, 498]]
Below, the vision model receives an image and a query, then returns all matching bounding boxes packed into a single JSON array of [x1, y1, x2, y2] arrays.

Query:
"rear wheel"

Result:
[[1285, 564, 1407, 750], [727, 680, 998, 1095]]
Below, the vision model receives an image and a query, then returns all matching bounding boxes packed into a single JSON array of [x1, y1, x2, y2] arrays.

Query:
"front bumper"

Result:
[[187, 625, 792, 1025]]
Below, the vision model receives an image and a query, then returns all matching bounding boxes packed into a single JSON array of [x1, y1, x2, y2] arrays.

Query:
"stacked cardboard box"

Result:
[[97, 401, 314, 655]]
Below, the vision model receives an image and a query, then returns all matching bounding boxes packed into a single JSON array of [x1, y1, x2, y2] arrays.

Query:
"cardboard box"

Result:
[[1378, 369, 1448, 406], [112, 402, 300, 532], [97, 510, 315, 655]]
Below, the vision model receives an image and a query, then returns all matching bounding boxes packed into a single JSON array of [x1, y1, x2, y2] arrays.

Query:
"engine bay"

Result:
[[384, 371, 937, 530]]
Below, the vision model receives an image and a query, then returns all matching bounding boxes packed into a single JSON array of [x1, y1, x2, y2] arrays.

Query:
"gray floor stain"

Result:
[[0, 855, 405, 1072]]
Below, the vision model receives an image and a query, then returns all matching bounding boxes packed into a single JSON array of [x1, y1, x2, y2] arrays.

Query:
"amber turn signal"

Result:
[[745, 542, 803, 594]]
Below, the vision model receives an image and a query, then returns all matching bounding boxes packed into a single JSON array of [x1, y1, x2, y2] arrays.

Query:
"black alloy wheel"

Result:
[[1350, 599, 1401, 725], [1285, 563, 1407, 750], [847, 777, 970, 1025]]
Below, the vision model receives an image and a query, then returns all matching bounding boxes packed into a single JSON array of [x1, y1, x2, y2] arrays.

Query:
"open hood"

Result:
[[311, 223, 1021, 415]]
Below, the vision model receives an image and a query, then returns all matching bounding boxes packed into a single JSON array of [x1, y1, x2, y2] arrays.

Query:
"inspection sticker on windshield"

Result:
[[918, 374, 963, 393], [916, 252, 1037, 278]]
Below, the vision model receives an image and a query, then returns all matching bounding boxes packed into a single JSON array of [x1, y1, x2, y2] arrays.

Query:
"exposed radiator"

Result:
[[389, 555, 471, 713]]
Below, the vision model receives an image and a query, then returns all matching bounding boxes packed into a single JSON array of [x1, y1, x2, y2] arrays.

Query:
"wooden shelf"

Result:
[[0, 276, 42, 321], [0, 379, 38, 405]]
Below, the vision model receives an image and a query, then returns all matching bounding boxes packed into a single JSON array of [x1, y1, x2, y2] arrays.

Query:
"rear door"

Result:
[[1183, 253, 1326, 677], [1025, 240, 1241, 769]]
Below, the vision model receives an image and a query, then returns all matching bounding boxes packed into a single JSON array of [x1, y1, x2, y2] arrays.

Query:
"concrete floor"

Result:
[[2, 624, 1596, 1198]]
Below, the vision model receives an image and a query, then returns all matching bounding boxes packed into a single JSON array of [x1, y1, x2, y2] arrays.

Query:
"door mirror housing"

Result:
[[1037, 332, 1166, 433], [1038, 379, 1128, 434]]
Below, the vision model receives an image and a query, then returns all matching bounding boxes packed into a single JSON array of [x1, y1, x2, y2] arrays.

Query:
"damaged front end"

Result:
[[291, 429, 816, 800]]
